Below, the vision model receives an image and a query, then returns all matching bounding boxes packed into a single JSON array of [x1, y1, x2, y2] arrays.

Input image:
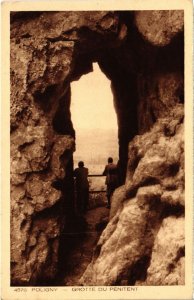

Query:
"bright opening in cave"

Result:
[[71, 63, 118, 175]]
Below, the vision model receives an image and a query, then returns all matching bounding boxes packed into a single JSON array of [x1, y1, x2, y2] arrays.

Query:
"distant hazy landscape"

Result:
[[73, 128, 119, 176], [73, 128, 118, 192]]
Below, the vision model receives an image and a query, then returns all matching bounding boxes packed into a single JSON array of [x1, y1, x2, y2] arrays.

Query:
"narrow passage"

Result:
[[57, 198, 109, 286]]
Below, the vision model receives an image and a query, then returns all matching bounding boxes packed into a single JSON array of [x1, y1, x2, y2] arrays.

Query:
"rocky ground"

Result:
[[55, 204, 109, 286]]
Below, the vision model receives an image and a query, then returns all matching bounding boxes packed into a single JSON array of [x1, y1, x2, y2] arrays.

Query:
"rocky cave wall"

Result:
[[10, 10, 184, 285]]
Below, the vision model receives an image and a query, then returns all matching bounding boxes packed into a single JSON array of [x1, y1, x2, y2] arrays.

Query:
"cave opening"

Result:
[[71, 62, 119, 176], [52, 56, 140, 286], [53, 62, 122, 285]]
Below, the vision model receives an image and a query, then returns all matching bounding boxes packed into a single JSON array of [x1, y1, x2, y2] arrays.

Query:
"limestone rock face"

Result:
[[10, 11, 124, 285], [135, 10, 184, 46], [145, 216, 185, 285], [137, 73, 184, 134], [11, 129, 75, 284], [10, 10, 184, 285], [81, 105, 184, 285]]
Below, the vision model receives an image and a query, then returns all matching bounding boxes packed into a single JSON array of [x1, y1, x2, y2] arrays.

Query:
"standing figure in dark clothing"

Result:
[[74, 161, 89, 214], [103, 157, 118, 208]]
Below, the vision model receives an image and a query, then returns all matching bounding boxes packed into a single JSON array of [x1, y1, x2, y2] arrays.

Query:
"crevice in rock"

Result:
[[161, 203, 184, 219], [167, 246, 185, 274], [33, 84, 58, 112], [93, 244, 102, 260], [113, 255, 152, 286], [127, 177, 161, 199], [127, 255, 151, 285], [52, 86, 75, 136], [32, 198, 63, 220], [168, 163, 180, 177], [175, 246, 185, 262], [18, 140, 35, 152], [20, 218, 28, 230]]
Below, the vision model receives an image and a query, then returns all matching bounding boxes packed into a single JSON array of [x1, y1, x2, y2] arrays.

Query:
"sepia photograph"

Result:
[[1, 1, 193, 299]]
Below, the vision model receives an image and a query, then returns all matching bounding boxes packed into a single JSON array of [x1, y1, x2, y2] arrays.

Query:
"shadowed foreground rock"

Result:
[[10, 10, 184, 285]]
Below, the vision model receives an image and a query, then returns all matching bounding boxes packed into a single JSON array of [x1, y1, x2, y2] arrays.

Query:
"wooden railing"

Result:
[[88, 174, 105, 177], [88, 174, 106, 193], [74, 174, 106, 193]]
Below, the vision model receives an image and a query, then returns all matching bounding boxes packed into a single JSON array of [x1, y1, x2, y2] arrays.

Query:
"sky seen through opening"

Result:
[[71, 63, 118, 174]]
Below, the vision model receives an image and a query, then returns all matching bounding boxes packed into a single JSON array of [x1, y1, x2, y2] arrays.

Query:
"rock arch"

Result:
[[10, 11, 184, 285]]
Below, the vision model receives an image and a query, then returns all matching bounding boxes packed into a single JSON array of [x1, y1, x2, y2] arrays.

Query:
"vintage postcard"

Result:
[[1, 0, 193, 299]]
